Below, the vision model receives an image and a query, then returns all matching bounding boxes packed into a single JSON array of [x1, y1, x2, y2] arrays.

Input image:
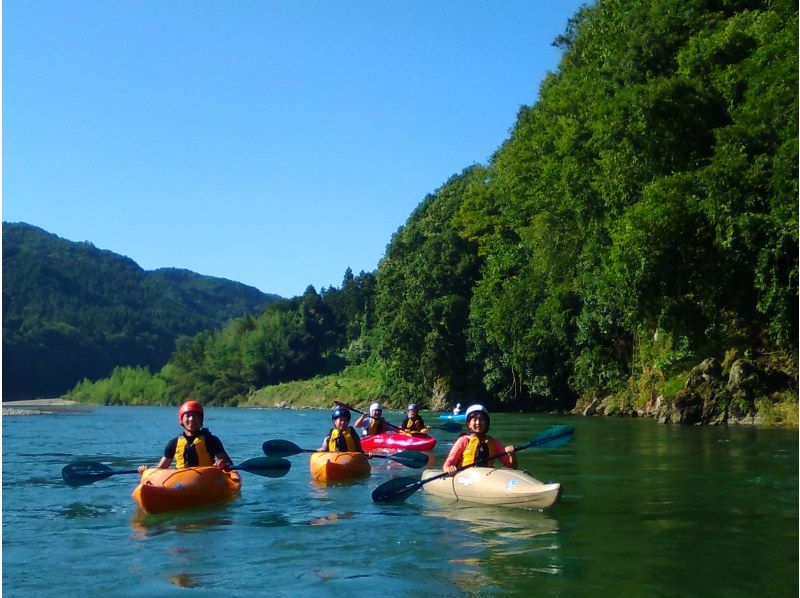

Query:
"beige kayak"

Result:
[[421, 467, 561, 510]]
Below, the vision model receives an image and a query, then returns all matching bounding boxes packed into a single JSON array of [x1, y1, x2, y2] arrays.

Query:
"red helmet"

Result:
[[178, 400, 204, 423]]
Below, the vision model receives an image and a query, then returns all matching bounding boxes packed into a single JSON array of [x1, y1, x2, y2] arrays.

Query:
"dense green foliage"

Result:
[[3, 222, 279, 398], [68, 270, 377, 406], [375, 170, 484, 404], [377, 0, 797, 410], [63, 0, 796, 418]]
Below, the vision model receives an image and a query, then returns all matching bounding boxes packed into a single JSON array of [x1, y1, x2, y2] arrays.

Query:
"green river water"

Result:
[[3, 406, 797, 596]]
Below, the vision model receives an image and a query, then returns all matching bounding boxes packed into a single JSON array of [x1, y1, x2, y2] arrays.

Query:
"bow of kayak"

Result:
[[421, 467, 561, 510], [132, 466, 242, 514], [361, 432, 437, 452], [309, 452, 370, 483]]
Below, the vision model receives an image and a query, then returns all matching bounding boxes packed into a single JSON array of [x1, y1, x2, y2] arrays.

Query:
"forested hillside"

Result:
[[3, 222, 280, 398], [67, 0, 797, 424], [375, 0, 797, 423]]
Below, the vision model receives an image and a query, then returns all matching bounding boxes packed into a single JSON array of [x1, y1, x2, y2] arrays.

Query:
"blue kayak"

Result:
[[437, 413, 466, 422]]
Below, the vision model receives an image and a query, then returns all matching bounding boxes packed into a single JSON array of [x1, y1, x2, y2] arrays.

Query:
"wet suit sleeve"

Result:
[[492, 438, 514, 467], [443, 436, 469, 469], [163, 437, 178, 459], [350, 427, 364, 453], [205, 434, 225, 458]]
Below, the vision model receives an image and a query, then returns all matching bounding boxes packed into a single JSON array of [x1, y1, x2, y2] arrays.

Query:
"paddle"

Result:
[[261, 439, 430, 469], [371, 424, 575, 503], [61, 456, 292, 487], [333, 400, 462, 433]]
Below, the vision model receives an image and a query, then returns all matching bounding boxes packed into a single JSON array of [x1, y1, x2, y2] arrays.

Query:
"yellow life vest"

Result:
[[460, 435, 496, 467], [328, 427, 359, 452], [402, 416, 424, 432], [175, 433, 214, 468], [367, 418, 385, 436]]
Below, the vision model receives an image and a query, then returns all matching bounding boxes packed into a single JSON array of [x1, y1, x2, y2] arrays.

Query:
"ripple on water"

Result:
[[59, 502, 117, 519]]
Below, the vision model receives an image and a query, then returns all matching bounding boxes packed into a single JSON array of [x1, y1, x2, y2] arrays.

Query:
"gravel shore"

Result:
[[3, 398, 86, 416]]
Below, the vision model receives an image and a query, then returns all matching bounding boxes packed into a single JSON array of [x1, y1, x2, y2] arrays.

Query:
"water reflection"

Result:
[[130, 509, 233, 539], [309, 510, 356, 525], [425, 499, 559, 543]]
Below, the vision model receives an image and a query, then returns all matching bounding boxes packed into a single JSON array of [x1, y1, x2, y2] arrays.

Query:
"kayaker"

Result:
[[399, 403, 428, 434], [137, 400, 233, 473], [355, 402, 390, 436], [452, 403, 463, 415], [443, 404, 516, 476], [320, 406, 366, 453]]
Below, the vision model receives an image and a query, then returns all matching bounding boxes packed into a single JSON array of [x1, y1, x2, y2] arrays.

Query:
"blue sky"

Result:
[[4, 1, 587, 298]]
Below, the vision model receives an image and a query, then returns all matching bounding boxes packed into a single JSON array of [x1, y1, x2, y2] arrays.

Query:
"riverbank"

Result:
[[2, 398, 88, 416]]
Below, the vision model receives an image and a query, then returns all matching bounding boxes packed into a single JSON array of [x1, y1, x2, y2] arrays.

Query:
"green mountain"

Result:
[[2, 222, 280, 399]]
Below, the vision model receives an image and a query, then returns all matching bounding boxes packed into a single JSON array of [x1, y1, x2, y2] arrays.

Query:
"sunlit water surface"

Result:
[[3, 406, 797, 596]]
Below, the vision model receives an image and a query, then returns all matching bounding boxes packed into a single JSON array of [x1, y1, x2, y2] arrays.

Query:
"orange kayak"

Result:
[[309, 452, 370, 483], [132, 466, 242, 514]]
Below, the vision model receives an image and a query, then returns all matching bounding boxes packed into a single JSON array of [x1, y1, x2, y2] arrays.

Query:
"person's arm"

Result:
[[493, 438, 517, 469], [351, 428, 364, 454], [443, 437, 468, 476], [138, 440, 175, 473], [354, 413, 367, 428], [319, 435, 331, 451], [213, 449, 233, 470], [418, 417, 428, 434], [208, 435, 233, 470]]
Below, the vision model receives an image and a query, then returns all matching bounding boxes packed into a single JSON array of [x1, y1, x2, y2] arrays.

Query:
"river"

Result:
[[3, 406, 797, 596]]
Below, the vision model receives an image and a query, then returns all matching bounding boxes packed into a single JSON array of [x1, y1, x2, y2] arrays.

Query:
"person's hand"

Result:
[[446, 465, 457, 476], [214, 459, 231, 471], [504, 445, 515, 454], [137, 465, 147, 474]]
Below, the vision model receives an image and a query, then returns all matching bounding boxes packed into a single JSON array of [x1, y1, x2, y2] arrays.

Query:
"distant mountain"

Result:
[[2, 222, 281, 399]]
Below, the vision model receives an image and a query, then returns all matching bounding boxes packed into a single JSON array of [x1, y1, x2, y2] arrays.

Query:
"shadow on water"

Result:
[[59, 502, 118, 519]]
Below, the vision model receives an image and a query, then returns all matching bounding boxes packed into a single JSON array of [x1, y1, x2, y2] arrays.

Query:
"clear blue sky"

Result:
[[4, 1, 586, 298]]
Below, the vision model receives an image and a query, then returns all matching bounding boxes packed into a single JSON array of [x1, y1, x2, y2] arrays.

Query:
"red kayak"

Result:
[[361, 432, 437, 452]]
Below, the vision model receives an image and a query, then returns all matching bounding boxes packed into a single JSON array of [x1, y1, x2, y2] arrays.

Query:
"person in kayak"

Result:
[[138, 400, 233, 473], [320, 406, 365, 452], [443, 404, 516, 476], [452, 403, 463, 415], [399, 403, 428, 434], [355, 402, 390, 436]]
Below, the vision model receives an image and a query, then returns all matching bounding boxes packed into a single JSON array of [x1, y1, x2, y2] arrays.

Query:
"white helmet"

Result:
[[370, 402, 382, 413], [465, 404, 490, 422]]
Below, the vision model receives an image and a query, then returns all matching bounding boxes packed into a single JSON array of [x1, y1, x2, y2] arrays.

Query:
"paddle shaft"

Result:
[[63, 457, 289, 486], [265, 441, 414, 462], [428, 425, 574, 484], [372, 425, 575, 502]]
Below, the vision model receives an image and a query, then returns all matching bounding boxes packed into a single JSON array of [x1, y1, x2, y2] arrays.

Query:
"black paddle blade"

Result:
[[61, 461, 136, 487], [262, 439, 304, 458], [371, 476, 424, 503], [385, 450, 429, 469], [234, 456, 292, 478]]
